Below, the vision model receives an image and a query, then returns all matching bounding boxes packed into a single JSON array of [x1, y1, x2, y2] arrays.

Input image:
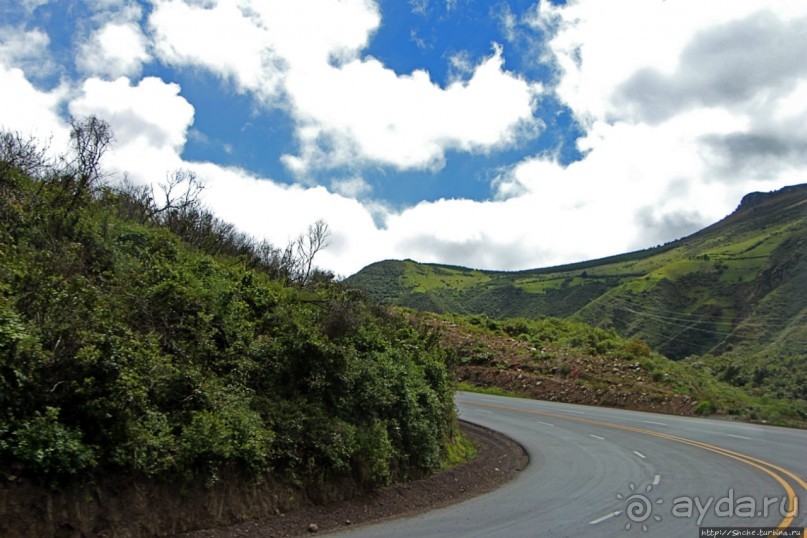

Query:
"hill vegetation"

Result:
[[0, 121, 462, 497], [347, 184, 807, 409], [420, 312, 805, 426]]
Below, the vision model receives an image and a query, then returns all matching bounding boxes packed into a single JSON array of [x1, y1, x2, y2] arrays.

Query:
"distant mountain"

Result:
[[347, 184, 807, 400]]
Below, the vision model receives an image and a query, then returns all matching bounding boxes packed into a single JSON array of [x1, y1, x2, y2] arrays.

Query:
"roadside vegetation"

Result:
[[431, 313, 806, 427], [0, 119, 463, 491]]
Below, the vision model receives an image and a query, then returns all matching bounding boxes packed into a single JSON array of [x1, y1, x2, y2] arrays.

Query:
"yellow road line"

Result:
[[458, 399, 804, 529]]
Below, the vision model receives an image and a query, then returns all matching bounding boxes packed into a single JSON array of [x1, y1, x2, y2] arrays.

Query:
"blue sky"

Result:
[[160, 0, 582, 207], [2, 0, 806, 275]]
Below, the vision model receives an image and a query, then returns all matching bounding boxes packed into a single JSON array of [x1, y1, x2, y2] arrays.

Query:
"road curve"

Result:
[[336, 391, 806, 537]]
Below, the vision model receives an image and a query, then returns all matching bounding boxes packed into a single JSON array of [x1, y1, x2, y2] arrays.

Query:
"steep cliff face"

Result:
[[737, 184, 807, 212]]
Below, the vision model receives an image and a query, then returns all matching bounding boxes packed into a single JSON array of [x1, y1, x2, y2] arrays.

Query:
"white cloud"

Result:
[[327, 0, 807, 272], [0, 26, 54, 77], [194, 163, 387, 277], [331, 175, 372, 198], [613, 12, 807, 125], [282, 45, 541, 172], [537, 1, 807, 127], [494, 3, 518, 43], [447, 50, 474, 81], [148, 0, 541, 173], [467, 0, 807, 265], [18, 0, 51, 13], [68, 76, 195, 181], [0, 64, 69, 148], [77, 22, 150, 78], [409, 0, 429, 16], [149, 0, 284, 98], [7, 0, 807, 278]]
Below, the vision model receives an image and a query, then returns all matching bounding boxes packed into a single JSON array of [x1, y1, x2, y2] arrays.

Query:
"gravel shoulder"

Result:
[[179, 421, 529, 537]]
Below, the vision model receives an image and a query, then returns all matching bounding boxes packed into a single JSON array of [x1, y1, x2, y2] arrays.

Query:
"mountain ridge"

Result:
[[347, 183, 807, 401]]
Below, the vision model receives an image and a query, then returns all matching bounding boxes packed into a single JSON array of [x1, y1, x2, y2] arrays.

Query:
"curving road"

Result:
[[336, 391, 806, 537]]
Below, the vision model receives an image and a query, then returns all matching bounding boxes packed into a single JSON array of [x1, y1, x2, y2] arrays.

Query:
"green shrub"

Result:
[[8, 407, 96, 484], [0, 164, 458, 490], [694, 400, 717, 416], [623, 339, 652, 358]]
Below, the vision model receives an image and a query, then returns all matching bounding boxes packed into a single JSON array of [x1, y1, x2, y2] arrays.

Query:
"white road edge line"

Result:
[[643, 420, 667, 426], [633, 450, 646, 459], [590, 434, 605, 440], [536, 421, 555, 427], [589, 510, 622, 525], [653, 474, 661, 486], [726, 434, 753, 440], [564, 410, 586, 414]]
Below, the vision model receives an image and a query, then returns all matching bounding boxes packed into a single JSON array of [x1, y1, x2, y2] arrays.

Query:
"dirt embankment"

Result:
[[431, 319, 700, 417], [179, 421, 527, 537], [0, 422, 527, 538]]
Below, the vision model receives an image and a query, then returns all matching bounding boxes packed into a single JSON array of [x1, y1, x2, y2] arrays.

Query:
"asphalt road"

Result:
[[336, 391, 806, 537]]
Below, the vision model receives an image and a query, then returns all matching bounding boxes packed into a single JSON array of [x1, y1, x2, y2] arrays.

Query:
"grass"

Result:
[[403, 261, 490, 293], [513, 276, 567, 293], [440, 429, 478, 469], [457, 381, 523, 399]]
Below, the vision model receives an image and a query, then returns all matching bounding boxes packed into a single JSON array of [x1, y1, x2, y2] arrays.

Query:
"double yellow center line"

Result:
[[459, 399, 805, 529]]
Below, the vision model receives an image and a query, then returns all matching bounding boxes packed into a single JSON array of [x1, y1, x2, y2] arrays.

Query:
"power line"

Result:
[[591, 293, 806, 329], [581, 294, 807, 348]]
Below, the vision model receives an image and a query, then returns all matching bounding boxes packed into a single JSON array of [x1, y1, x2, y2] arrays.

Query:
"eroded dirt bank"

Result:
[[180, 421, 528, 537], [0, 421, 527, 537]]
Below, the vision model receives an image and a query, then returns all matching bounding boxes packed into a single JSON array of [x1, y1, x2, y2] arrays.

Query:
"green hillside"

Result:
[[347, 184, 807, 402], [0, 123, 461, 495]]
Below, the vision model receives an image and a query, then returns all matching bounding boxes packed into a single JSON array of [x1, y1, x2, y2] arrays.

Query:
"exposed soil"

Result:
[[0, 422, 526, 538], [459, 365, 695, 415], [428, 318, 701, 416], [178, 421, 528, 537]]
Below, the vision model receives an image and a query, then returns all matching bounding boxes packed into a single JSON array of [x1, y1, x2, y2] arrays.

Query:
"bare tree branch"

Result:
[[69, 115, 112, 189], [155, 169, 205, 216], [296, 219, 331, 285], [0, 130, 51, 178]]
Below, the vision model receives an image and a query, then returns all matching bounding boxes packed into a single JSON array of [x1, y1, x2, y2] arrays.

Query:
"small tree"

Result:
[[0, 130, 50, 178], [155, 169, 205, 217], [296, 219, 331, 285], [69, 116, 112, 190], [60, 116, 113, 210]]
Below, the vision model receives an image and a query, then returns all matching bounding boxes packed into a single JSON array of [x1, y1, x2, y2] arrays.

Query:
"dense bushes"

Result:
[[0, 126, 457, 489]]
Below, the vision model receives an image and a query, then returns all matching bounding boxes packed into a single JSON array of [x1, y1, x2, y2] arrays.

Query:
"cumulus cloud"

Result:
[[6, 0, 807, 277], [282, 45, 541, 172], [0, 64, 69, 147], [614, 12, 807, 124], [68, 76, 195, 181], [77, 22, 150, 78], [193, 163, 387, 277], [482, 0, 807, 266], [149, 0, 285, 98], [0, 26, 55, 77], [148, 0, 541, 174]]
